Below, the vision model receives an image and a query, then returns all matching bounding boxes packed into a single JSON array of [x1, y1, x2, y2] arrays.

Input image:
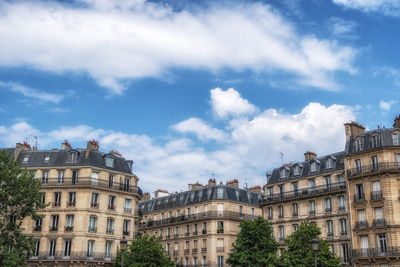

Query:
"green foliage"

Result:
[[0, 151, 46, 266], [114, 234, 174, 267], [279, 221, 341, 267], [226, 216, 279, 267]]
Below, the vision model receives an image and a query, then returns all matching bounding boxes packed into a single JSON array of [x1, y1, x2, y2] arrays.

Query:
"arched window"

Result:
[[105, 155, 114, 168]]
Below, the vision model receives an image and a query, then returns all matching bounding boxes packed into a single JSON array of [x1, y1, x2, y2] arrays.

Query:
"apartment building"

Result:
[[344, 120, 400, 267], [136, 179, 263, 267], [261, 151, 351, 265], [3, 140, 142, 266]]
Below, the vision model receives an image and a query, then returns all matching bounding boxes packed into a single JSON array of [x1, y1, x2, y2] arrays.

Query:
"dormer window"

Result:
[[280, 167, 289, 179], [293, 164, 302, 176], [44, 155, 51, 162], [22, 155, 30, 163], [353, 138, 363, 152], [67, 151, 78, 163], [392, 133, 400, 146], [370, 134, 381, 148], [326, 158, 334, 169], [105, 155, 114, 168], [310, 162, 317, 172]]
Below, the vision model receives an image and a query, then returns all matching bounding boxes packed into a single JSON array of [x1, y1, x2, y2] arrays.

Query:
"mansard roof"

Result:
[[139, 185, 262, 214], [266, 151, 345, 186]]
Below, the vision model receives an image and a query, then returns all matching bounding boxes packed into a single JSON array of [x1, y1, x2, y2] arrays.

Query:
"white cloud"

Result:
[[0, 87, 357, 193], [0, 1, 357, 93], [328, 17, 358, 39], [210, 87, 257, 119], [172, 118, 228, 142], [0, 81, 64, 103], [379, 100, 397, 111], [333, 0, 400, 16], [374, 66, 400, 87]]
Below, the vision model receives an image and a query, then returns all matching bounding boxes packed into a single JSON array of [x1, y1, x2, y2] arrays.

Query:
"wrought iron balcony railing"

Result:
[[352, 247, 400, 258], [371, 190, 383, 200], [347, 162, 400, 177], [29, 251, 113, 261], [373, 218, 386, 228], [261, 182, 346, 205], [354, 221, 368, 230]]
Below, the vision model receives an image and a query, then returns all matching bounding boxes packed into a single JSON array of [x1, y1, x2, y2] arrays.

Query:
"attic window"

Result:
[[293, 165, 301, 176], [393, 133, 400, 146], [326, 158, 334, 169], [280, 167, 289, 179], [105, 155, 114, 168], [217, 188, 224, 199], [353, 138, 363, 152], [22, 155, 30, 163], [67, 151, 78, 163], [44, 155, 51, 162], [310, 162, 318, 172]]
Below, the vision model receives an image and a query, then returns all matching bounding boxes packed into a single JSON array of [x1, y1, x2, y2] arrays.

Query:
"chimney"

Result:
[[208, 178, 216, 187], [142, 192, 151, 201], [61, 140, 71, 150], [191, 181, 204, 190], [226, 179, 239, 188], [14, 142, 31, 160], [344, 121, 366, 141], [394, 115, 400, 128], [304, 151, 317, 161], [248, 185, 262, 193], [85, 140, 99, 158], [154, 189, 170, 198]]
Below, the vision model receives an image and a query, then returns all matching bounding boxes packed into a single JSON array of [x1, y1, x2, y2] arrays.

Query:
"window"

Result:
[[64, 240, 72, 257], [251, 208, 255, 219], [217, 238, 224, 249], [42, 171, 49, 184], [53, 192, 61, 206], [89, 216, 97, 232], [239, 206, 243, 217], [293, 165, 301, 176], [280, 168, 287, 179], [325, 198, 332, 212], [72, 170, 79, 184], [22, 155, 30, 163], [326, 158, 334, 169], [378, 234, 387, 253], [292, 224, 298, 232], [267, 187, 273, 198], [66, 214, 74, 230], [217, 188, 223, 199], [371, 155, 379, 170], [68, 192, 76, 206], [124, 198, 132, 213], [354, 138, 363, 151], [123, 177, 130, 191], [91, 171, 98, 185], [340, 219, 347, 235], [309, 179, 315, 190], [33, 240, 40, 257], [338, 174, 345, 187], [375, 207, 384, 220], [372, 181, 382, 200], [91, 193, 99, 207], [292, 203, 298, 217], [354, 159, 362, 174], [40, 192, 46, 203], [123, 220, 131, 235], [309, 200, 315, 214], [370, 134, 381, 148], [217, 221, 224, 233], [267, 207, 273, 219], [342, 244, 349, 263], [310, 162, 317, 172], [278, 205, 284, 218], [105, 241, 112, 260], [106, 218, 114, 234], [326, 220, 333, 237], [48, 240, 56, 257], [279, 185, 284, 197], [105, 155, 114, 168], [217, 256, 224, 267], [87, 240, 95, 258], [357, 209, 366, 223], [51, 215, 59, 230], [392, 133, 400, 145], [44, 155, 51, 162], [57, 170, 64, 184], [361, 236, 369, 255], [325, 176, 331, 191], [67, 151, 78, 163], [292, 182, 298, 196], [108, 195, 116, 210], [355, 184, 364, 201], [279, 226, 284, 240], [108, 174, 114, 188], [217, 204, 223, 216], [34, 218, 42, 231], [338, 195, 345, 210]]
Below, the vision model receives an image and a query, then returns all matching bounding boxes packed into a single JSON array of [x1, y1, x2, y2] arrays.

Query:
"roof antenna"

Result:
[[280, 152, 284, 165], [31, 135, 38, 150]]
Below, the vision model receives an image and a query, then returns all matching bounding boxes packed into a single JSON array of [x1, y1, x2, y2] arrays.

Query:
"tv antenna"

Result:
[[280, 152, 284, 165], [31, 135, 38, 149]]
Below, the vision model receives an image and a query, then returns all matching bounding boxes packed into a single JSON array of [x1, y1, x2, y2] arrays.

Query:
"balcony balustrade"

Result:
[[371, 191, 383, 201], [192, 248, 198, 254], [174, 233, 179, 238], [352, 247, 400, 258], [193, 231, 198, 236], [216, 247, 224, 253], [355, 221, 368, 230], [373, 218, 386, 228], [173, 250, 179, 255], [49, 226, 58, 231], [201, 247, 207, 253], [33, 225, 42, 231], [65, 226, 73, 232], [347, 162, 400, 178], [354, 194, 366, 203], [184, 249, 189, 255], [29, 251, 113, 261]]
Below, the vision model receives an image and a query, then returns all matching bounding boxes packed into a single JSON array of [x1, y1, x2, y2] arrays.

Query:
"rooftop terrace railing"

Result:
[[347, 162, 400, 178], [261, 182, 346, 205]]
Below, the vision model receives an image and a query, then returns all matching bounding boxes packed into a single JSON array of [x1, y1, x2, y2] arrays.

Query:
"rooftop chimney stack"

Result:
[[61, 140, 71, 150], [304, 151, 317, 161], [208, 178, 216, 187], [248, 185, 262, 193], [142, 192, 151, 201], [394, 115, 400, 128], [344, 121, 366, 141], [226, 179, 239, 188], [14, 142, 32, 160], [85, 140, 99, 158]]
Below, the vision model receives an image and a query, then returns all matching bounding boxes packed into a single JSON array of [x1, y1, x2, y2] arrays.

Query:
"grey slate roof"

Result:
[[139, 185, 262, 214], [1, 148, 134, 175], [266, 151, 345, 186], [345, 127, 400, 154]]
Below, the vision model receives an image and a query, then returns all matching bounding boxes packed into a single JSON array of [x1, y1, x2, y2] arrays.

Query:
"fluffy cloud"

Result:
[[0, 87, 356, 193], [210, 88, 257, 119], [379, 100, 397, 111], [333, 0, 400, 16], [0, 0, 357, 93], [0, 81, 64, 103]]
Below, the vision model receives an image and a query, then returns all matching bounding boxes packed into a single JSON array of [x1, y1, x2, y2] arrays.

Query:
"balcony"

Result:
[[52, 202, 61, 207], [347, 162, 400, 178], [33, 225, 42, 232], [88, 227, 97, 233], [193, 231, 198, 236], [124, 208, 132, 213], [185, 232, 190, 236], [325, 208, 332, 213], [202, 229, 207, 234], [340, 230, 347, 236], [65, 226, 73, 232], [261, 182, 346, 205], [49, 226, 58, 231], [174, 233, 179, 238], [108, 205, 116, 211], [36, 178, 143, 197], [184, 249, 189, 255], [216, 247, 224, 253], [327, 232, 334, 237], [354, 221, 368, 230], [28, 251, 114, 261], [352, 247, 400, 258], [371, 191, 383, 201], [91, 202, 99, 208], [166, 234, 171, 239], [309, 210, 315, 215], [123, 231, 130, 236], [173, 250, 178, 256], [373, 218, 386, 228], [192, 248, 198, 254], [338, 206, 346, 211], [217, 228, 224, 234], [138, 211, 256, 230], [201, 248, 207, 253], [67, 201, 76, 207], [354, 194, 366, 203], [106, 229, 114, 234]]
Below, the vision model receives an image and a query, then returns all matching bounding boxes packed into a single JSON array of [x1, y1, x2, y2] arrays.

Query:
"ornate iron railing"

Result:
[[29, 251, 113, 261], [347, 162, 400, 177], [352, 247, 400, 258]]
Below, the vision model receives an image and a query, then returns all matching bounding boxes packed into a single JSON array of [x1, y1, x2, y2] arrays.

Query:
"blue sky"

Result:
[[1, 0, 400, 193]]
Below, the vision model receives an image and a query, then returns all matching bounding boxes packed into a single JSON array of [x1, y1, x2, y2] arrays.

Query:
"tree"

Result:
[[279, 221, 341, 267], [226, 216, 279, 267], [0, 151, 46, 266], [114, 234, 175, 267]]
